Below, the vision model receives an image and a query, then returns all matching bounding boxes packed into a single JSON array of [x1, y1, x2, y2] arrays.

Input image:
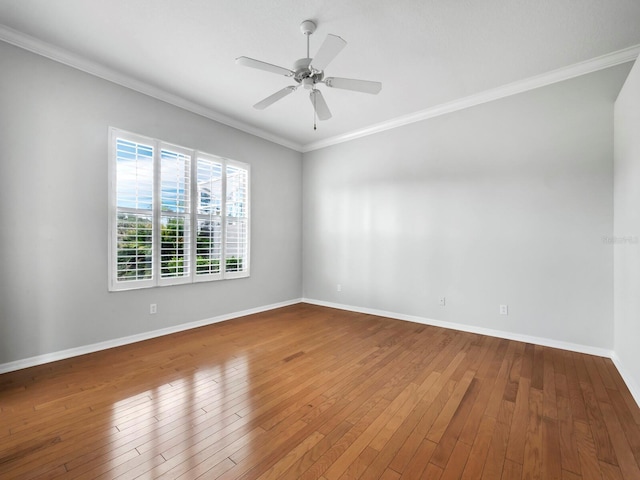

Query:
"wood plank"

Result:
[[356, 372, 448, 478], [385, 351, 472, 474], [336, 445, 378, 480], [574, 420, 606, 480], [543, 347, 558, 420], [177, 456, 236, 479], [457, 340, 509, 447], [480, 415, 510, 480], [502, 458, 523, 479], [256, 431, 325, 480], [369, 371, 442, 451], [498, 399, 516, 428], [557, 395, 582, 475], [429, 376, 481, 468], [439, 441, 472, 480], [583, 355, 611, 404], [278, 421, 352, 480], [543, 416, 563, 480], [564, 352, 588, 423], [521, 343, 536, 381], [599, 461, 625, 480], [505, 376, 531, 464], [296, 396, 392, 480], [532, 345, 545, 391], [399, 438, 437, 479], [484, 342, 518, 420], [426, 370, 476, 443], [562, 469, 583, 480], [594, 358, 617, 391], [380, 468, 402, 480], [579, 378, 618, 465], [460, 415, 496, 479], [606, 388, 640, 467], [421, 463, 444, 480], [322, 381, 421, 479], [503, 342, 525, 403], [598, 401, 640, 480], [522, 387, 543, 480]]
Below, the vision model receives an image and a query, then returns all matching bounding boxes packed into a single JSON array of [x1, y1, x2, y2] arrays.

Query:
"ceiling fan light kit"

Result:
[[236, 19, 382, 128]]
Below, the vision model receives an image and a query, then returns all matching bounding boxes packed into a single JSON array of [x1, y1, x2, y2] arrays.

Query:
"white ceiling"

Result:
[[1, 0, 640, 151]]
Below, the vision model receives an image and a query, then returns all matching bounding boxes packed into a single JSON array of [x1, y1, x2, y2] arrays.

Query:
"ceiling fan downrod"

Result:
[[300, 20, 317, 61]]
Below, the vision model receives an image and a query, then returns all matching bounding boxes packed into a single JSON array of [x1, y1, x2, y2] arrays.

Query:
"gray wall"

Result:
[[0, 42, 302, 364], [614, 59, 640, 398], [303, 64, 632, 350]]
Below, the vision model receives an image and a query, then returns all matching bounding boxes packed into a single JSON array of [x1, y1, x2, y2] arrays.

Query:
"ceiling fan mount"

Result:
[[299, 19, 317, 36], [236, 19, 382, 125]]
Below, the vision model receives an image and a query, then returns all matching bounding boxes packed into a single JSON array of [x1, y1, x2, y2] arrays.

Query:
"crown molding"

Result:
[[2, 23, 637, 155], [301, 44, 640, 152], [0, 24, 304, 152]]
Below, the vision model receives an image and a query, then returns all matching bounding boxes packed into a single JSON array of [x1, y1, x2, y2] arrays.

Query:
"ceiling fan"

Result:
[[236, 20, 382, 126]]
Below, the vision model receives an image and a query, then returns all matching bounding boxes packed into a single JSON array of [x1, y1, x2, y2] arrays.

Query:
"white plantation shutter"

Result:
[[109, 128, 250, 291], [112, 135, 155, 289], [195, 154, 223, 279], [225, 162, 250, 277], [159, 147, 191, 285]]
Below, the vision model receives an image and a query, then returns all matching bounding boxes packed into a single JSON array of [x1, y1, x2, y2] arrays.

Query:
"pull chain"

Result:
[[313, 90, 317, 130]]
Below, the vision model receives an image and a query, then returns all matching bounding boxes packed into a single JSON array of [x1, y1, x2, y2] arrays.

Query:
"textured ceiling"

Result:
[[1, 0, 640, 150]]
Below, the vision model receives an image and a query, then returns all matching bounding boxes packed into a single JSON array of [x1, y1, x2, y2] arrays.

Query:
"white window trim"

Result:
[[108, 128, 250, 291]]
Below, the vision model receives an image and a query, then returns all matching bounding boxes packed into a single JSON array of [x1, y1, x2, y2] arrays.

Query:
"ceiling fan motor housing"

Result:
[[293, 58, 323, 88]]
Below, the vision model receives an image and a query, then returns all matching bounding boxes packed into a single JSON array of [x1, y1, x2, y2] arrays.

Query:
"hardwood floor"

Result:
[[1, 303, 639, 479]]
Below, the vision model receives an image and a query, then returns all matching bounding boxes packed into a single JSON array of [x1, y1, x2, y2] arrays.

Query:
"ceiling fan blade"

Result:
[[310, 34, 346, 72], [309, 90, 332, 120], [236, 56, 294, 77], [253, 86, 297, 110], [324, 77, 382, 94]]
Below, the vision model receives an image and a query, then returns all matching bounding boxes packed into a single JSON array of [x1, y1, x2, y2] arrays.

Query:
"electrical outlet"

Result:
[[150, 303, 157, 314], [336, 284, 342, 292], [500, 304, 508, 315], [439, 296, 446, 306]]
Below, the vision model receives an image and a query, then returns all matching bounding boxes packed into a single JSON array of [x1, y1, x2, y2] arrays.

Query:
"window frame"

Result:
[[108, 128, 250, 291]]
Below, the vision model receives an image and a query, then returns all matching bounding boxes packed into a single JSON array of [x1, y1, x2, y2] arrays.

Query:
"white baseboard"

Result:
[[611, 353, 640, 409], [301, 298, 614, 358], [0, 298, 302, 374]]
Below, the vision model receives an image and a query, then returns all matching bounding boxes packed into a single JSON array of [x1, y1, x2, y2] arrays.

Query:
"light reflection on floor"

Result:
[[106, 354, 252, 476]]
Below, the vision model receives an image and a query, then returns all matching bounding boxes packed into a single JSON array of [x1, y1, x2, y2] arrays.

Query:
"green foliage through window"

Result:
[[117, 214, 152, 280], [118, 217, 243, 279]]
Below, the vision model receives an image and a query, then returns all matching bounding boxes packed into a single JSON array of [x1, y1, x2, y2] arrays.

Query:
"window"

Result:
[[109, 128, 250, 291]]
